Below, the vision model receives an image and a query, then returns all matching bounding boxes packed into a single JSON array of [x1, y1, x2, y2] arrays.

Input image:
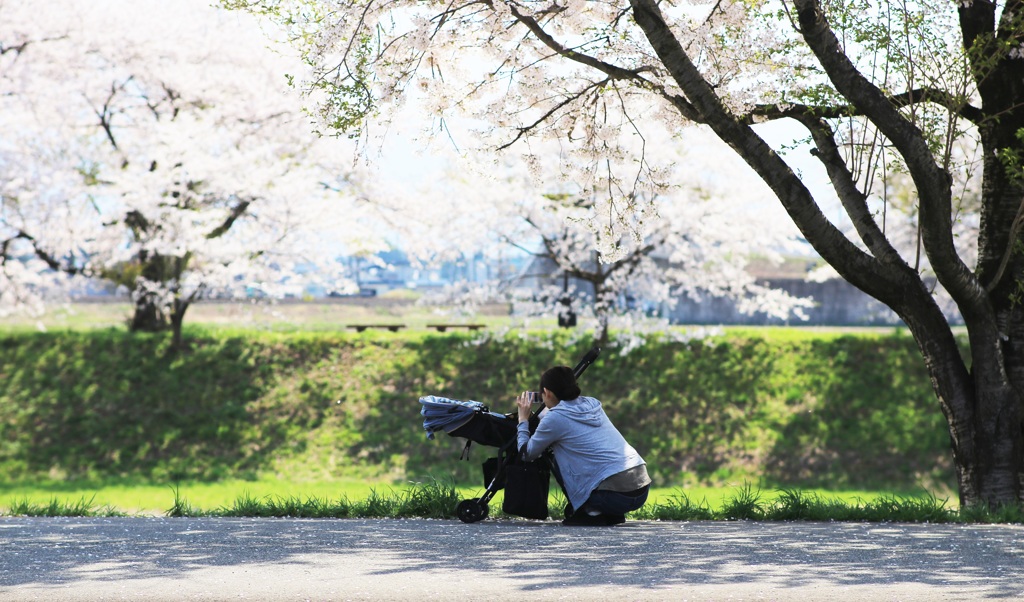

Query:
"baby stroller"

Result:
[[419, 347, 600, 523]]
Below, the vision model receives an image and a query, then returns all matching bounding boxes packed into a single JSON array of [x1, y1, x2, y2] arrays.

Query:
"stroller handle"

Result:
[[571, 346, 601, 379]]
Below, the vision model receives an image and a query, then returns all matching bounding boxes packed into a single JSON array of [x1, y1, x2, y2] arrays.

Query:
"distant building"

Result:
[[518, 255, 963, 327], [342, 250, 528, 296], [668, 278, 900, 326]]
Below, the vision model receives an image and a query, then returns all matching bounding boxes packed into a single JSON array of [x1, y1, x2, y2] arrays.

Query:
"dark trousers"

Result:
[[549, 456, 649, 515], [584, 486, 650, 515]]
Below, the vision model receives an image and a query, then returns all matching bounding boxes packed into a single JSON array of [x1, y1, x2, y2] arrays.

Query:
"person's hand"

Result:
[[516, 391, 532, 423]]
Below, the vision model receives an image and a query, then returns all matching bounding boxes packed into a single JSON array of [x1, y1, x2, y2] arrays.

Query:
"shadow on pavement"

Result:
[[0, 517, 1021, 599]]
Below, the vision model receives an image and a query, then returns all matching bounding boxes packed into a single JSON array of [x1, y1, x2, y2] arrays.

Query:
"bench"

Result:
[[347, 324, 406, 333], [427, 324, 486, 332]]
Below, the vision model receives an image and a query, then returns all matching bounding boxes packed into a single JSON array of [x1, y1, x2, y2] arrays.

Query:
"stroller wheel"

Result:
[[456, 498, 489, 523]]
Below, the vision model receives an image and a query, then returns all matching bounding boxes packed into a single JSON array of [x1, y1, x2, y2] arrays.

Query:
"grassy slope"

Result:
[[0, 322, 955, 498]]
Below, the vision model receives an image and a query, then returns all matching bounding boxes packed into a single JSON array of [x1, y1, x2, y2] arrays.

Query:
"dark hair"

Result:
[[540, 365, 581, 401]]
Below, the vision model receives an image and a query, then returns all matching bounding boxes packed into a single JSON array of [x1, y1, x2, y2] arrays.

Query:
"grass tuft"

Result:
[[217, 493, 352, 518], [395, 478, 460, 519], [859, 492, 954, 523], [719, 483, 766, 520], [765, 488, 852, 521], [634, 490, 715, 521], [959, 502, 1024, 524], [6, 494, 125, 517], [167, 484, 205, 517], [207, 479, 459, 519]]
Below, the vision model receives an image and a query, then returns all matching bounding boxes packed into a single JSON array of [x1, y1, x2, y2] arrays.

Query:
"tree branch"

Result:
[[497, 79, 609, 150], [791, 0, 984, 315], [11, 229, 84, 275], [206, 198, 253, 239], [508, 5, 647, 82], [506, 3, 702, 122], [748, 87, 984, 125], [628, 0, 904, 305], [793, 114, 903, 264]]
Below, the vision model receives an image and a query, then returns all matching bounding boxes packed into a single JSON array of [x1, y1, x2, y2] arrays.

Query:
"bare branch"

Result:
[[10, 229, 84, 275], [791, 0, 983, 314], [748, 88, 984, 125], [508, 5, 645, 81], [794, 113, 903, 264]]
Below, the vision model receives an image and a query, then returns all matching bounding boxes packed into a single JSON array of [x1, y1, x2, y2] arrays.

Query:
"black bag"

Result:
[[502, 459, 550, 520], [482, 457, 506, 490]]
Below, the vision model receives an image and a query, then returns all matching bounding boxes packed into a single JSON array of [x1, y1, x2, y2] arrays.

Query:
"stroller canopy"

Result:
[[420, 395, 504, 440]]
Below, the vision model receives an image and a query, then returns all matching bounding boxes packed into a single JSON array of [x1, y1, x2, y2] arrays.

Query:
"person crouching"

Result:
[[515, 365, 651, 526]]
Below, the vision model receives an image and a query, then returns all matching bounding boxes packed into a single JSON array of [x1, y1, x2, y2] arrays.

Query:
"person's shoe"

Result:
[[603, 514, 626, 525], [561, 512, 607, 526]]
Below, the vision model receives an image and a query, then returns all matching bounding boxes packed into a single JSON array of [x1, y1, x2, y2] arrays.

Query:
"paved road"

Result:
[[0, 517, 1022, 601]]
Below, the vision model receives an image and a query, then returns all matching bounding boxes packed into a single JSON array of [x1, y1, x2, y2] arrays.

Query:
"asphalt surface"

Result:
[[1, 517, 1022, 601]]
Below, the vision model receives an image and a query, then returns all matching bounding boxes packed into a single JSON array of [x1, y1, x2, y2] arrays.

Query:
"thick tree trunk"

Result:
[[129, 292, 191, 350], [129, 293, 170, 333], [902, 305, 1024, 508], [971, 365, 1024, 507], [973, 168, 1024, 508], [126, 252, 195, 351], [959, 0, 1024, 509]]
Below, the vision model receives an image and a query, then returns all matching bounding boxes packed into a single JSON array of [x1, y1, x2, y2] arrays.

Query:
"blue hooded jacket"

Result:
[[516, 396, 646, 511]]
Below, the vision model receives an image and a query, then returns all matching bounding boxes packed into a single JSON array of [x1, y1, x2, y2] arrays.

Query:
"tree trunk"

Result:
[[952, 308, 1024, 509], [170, 298, 190, 351], [969, 170, 1024, 508], [129, 293, 170, 333], [956, 0, 1024, 509], [591, 280, 611, 348], [912, 328, 1024, 509]]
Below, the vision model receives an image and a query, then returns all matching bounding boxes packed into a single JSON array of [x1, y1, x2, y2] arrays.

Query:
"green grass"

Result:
[[0, 477, 400, 515], [1, 303, 965, 517], [634, 484, 960, 522], [3, 477, 991, 524], [0, 299, 519, 333], [0, 477, 928, 515], [1, 299, 905, 336], [0, 327, 957, 491], [9, 483, 1018, 524]]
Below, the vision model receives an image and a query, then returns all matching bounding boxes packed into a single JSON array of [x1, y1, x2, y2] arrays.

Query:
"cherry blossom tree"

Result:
[[0, 0, 375, 347], [403, 137, 812, 346], [226, 0, 1024, 508]]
